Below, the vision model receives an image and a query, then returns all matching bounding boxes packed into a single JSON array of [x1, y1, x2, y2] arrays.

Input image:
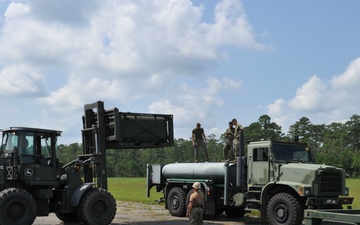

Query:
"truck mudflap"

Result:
[[304, 209, 360, 225]]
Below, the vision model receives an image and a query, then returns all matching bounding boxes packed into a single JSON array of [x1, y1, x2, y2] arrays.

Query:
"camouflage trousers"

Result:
[[232, 139, 239, 157], [189, 207, 203, 225], [193, 139, 209, 161], [223, 140, 234, 160]]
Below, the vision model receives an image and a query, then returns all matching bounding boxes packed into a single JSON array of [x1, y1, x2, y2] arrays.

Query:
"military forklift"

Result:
[[0, 101, 174, 225]]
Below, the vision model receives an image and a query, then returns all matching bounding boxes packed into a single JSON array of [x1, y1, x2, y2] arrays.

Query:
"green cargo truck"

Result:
[[147, 130, 354, 225]]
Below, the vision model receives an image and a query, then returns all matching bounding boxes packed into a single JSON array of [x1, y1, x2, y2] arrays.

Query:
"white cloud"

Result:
[[148, 77, 241, 137], [0, 64, 46, 97], [210, 0, 263, 50], [288, 75, 327, 111], [268, 57, 360, 132], [331, 58, 360, 99], [0, 0, 264, 142], [4, 2, 30, 18], [268, 98, 285, 115]]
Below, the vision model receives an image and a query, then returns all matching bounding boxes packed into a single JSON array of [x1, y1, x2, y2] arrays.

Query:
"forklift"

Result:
[[0, 101, 173, 225]]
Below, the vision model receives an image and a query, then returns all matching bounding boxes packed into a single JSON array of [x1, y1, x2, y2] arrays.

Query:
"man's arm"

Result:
[[202, 129, 206, 142], [186, 194, 195, 217]]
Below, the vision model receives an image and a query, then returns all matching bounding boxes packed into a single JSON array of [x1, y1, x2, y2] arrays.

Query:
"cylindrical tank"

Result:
[[162, 162, 238, 184]]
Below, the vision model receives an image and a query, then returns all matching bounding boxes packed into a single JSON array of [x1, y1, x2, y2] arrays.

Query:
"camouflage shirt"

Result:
[[224, 127, 235, 141], [233, 123, 243, 139]]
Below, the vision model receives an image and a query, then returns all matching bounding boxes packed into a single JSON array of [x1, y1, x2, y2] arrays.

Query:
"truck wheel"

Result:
[[225, 206, 246, 218], [167, 187, 186, 217], [267, 193, 303, 225], [0, 188, 37, 225], [77, 188, 116, 225], [55, 212, 79, 223]]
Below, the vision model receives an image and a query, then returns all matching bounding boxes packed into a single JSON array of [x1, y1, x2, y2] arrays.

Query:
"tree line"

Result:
[[57, 114, 360, 178]]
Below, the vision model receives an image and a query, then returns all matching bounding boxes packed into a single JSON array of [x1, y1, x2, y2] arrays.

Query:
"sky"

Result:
[[1, 0, 360, 145]]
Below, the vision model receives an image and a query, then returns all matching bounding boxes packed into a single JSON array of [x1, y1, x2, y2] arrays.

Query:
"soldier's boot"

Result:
[[195, 154, 199, 163]]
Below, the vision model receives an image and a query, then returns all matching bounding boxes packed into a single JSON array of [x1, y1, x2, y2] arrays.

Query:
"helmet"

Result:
[[192, 182, 201, 190]]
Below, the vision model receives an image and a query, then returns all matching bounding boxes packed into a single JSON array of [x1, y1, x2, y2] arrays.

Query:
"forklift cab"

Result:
[[1, 127, 62, 187]]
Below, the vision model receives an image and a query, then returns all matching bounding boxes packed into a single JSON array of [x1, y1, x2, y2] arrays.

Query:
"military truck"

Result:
[[146, 130, 353, 225], [0, 101, 174, 225]]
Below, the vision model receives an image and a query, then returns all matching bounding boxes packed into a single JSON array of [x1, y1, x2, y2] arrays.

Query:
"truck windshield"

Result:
[[272, 143, 313, 163], [1, 132, 18, 157]]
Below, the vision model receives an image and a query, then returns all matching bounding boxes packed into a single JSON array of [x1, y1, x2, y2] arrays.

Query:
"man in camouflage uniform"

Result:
[[186, 182, 204, 225], [192, 123, 209, 162], [232, 118, 243, 157], [223, 121, 235, 161]]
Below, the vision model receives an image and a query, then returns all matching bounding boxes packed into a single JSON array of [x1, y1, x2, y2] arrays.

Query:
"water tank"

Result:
[[162, 162, 237, 184]]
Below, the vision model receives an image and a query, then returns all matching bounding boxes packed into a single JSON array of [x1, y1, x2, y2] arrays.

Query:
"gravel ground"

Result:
[[32, 201, 347, 225], [32, 200, 265, 225]]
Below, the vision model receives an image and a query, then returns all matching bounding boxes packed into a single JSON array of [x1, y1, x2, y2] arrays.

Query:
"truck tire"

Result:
[[267, 193, 303, 225], [55, 212, 80, 223], [0, 188, 37, 225], [225, 206, 246, 218], [167, 187, 186, 217], [77, 188, 116, 225]]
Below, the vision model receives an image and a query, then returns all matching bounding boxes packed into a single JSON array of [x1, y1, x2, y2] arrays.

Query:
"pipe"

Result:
[[224, 161, 229, 205], [236, 129, 246, 190]]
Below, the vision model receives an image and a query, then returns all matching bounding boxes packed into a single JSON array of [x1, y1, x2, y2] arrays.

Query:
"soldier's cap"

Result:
[[192, 182, 201, 190]]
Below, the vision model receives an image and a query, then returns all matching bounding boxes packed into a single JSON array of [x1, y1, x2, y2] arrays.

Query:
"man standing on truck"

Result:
[[186, 182, 204, 225], [223, 121, 235, 161], [192, 123, 209, 162], [232, 118, 243, 157]]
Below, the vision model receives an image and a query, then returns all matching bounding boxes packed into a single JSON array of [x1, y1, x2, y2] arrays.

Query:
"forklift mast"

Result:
[[81, 101, 174, 189]]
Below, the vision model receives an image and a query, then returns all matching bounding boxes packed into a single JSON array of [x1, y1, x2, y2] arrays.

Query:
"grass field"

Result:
[[347, 179, 360, 208], [108, 177, 360, 208], [108, 177, 164, 204]]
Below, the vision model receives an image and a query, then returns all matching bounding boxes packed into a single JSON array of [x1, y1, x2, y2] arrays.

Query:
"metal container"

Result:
[[162, 162, 238, 183]]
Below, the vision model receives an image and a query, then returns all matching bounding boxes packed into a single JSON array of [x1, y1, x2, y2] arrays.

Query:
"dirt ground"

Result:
[[32, 200, 265, 225], [32, 201, 344, 225]]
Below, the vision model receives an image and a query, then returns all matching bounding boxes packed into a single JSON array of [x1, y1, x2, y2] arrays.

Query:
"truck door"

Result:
[[19, 131, 57, 185], [248, 147, 271, 185]]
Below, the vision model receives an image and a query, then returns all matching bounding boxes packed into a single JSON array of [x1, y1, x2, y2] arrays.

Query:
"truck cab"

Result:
[[0, 127, 62, 191], [246, 140, 352, 224], [247, 140, 314, 186]]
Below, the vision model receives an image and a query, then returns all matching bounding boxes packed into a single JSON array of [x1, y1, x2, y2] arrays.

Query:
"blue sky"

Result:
[[1, 0, 360, 144]]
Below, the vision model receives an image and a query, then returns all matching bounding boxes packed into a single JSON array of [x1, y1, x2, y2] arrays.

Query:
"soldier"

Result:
[[192, 123, 209, 162], [223, 121, 235, 161], [186, 182, 204, 225], [232, 118, 243, 157]]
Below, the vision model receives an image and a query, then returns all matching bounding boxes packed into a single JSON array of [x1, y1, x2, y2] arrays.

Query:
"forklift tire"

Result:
[[267, 192, 303, 225], [55, 212, 79, 223], [77, 188, 116, 225], [167, 187, 187, 217], [0, 188, 37, 225]]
